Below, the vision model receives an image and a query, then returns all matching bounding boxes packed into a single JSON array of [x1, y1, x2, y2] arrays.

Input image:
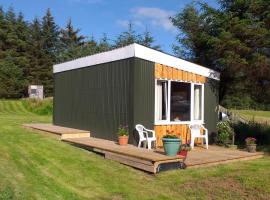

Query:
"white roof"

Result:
[[53, 43, 220, 80]]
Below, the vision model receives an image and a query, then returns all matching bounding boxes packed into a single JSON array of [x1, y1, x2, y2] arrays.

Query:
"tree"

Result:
[[60, 18, 85, 48], [27, 17, 53, 93], [58, 18, 87, 62], [41, 8, 60, 61], [0, 56, 27, 98], [98, 33, 111, 52], [114, 22, 139, 48], [138, 28, 161, 50], [171, 0, 270, 110], [40, 8, 60, 96], [1, 8, 31, 97]]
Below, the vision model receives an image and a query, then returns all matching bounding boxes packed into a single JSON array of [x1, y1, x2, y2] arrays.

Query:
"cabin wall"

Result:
[[204, 79, 219, 141], [53, 58, 134, 141], [130, 58, 155, 144]]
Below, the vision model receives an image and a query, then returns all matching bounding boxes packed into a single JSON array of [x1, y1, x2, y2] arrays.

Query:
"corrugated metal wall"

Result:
[[54, 57, 155, 143], [132, 58, 155, 129], [204, 79, 219, 139], [129, 58, 155, 144], [54, 58, 133, 141]]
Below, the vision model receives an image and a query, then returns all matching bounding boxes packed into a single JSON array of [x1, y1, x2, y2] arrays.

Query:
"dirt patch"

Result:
[[182, 177, 270, 200]]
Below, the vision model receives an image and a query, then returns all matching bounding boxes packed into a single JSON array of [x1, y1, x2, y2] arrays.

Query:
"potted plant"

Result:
[[117, 125, 129, 145], [162, 130, 181, 156], [245, 137, 257, 153]]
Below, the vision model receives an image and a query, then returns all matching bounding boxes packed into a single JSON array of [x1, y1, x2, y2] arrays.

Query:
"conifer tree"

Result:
[[60, 18, 85, 48], [114, 22, 139, 48], [98, 33, 111, 52], [41, 8, 60, 61], [139, 28, 161, 50]]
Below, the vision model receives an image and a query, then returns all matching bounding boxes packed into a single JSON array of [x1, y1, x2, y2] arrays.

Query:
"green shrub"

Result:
[[216, 121, 234, 145], [22, 98, 53, 115]]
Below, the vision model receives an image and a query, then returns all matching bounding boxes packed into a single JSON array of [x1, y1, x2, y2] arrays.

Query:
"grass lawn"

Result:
[[232, 109, 270, 124], [1, 100, 270, 200]]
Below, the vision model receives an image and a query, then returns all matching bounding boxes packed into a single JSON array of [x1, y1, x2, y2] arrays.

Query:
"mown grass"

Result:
[[0, 100, 270, 200], [232, 109, 270, 124]]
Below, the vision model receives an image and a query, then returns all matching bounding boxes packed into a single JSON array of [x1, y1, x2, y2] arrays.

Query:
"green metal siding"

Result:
[[129, 58, 155, 144], [54, 58, 133, 141], [132, 58, 155, 129], [204, 79, 219, 140], [54, 57, 155, 143]]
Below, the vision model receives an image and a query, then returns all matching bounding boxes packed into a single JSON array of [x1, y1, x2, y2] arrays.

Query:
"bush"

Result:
[[233, 121, 270, 145], [216, 121, 234, 145], [22, 98, 53, 115]]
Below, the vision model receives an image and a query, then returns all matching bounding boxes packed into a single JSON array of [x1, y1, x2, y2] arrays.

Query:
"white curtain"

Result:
[[194, 85, 201, 120], [155, 82, 162, 120], [155, 81, 168, 121]]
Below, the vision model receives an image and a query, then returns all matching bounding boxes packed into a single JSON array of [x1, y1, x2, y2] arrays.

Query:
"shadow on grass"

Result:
[[233, 121, 270, 153]]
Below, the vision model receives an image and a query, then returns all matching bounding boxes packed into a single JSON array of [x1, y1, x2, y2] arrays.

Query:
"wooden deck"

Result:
[[22, 123, 90, 139], [185, 145, 264, 168], [63, 137, 184, 173], [23, 123, 264, 173]]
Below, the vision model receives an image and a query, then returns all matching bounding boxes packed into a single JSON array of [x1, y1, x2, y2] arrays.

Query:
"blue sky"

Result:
[[0, 0, 218, 54]]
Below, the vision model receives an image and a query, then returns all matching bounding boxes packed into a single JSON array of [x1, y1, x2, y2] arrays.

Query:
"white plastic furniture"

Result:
[[135, 124, 157, 149], [189, 124, 208, 149]]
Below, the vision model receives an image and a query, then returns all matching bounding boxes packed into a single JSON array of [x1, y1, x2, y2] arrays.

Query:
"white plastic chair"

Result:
[[135, 124, 156, 149], [189, 124, 208, 149]]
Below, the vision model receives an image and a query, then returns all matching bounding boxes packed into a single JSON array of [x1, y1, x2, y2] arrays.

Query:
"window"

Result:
[[31, 89, 37, 94], [170, 82, 191, 121], [155, 80, 204, 124]]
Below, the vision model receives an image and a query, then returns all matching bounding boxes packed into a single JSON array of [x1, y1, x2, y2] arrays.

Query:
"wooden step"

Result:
[[22, 123, 90, 139]]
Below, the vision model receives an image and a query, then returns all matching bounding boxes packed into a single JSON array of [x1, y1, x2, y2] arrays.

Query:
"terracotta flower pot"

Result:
[[247, 144, 256, 153], [118, 135, 129, 145]]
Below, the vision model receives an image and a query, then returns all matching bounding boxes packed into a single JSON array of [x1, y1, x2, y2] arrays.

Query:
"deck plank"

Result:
[[22, 123, 90, 139], [185, 145, 264, 167], [64, 137, 182, 162]]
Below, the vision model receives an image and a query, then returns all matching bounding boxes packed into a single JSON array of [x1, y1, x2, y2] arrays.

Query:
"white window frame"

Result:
[[154, 79, 204, 125]]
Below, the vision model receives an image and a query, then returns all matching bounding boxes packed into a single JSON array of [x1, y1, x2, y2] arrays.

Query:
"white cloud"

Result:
[[131, 7, 176, 32]]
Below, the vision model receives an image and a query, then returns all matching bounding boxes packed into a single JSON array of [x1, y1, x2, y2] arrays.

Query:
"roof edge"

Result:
[[53, 44, 135, 73], [53, 43, 220, 80], [134, 43, 220, 80]]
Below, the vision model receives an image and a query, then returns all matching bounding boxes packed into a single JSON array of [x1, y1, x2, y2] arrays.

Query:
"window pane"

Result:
[[170, 82, 191, 121], [155, 81, 168, 121], [194, 85, 202, 120], [31, 89, 37, 94]]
